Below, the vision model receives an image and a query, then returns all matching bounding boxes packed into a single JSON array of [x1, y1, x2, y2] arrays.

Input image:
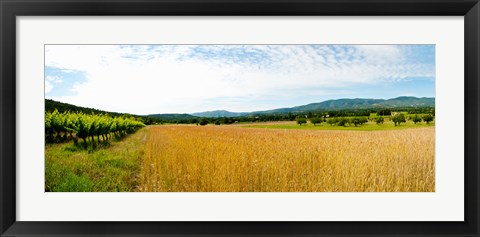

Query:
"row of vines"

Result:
[[45, 110, 145, 146]]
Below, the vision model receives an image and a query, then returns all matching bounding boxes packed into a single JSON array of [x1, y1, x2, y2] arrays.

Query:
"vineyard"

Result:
[[45, 110, 145, 146]]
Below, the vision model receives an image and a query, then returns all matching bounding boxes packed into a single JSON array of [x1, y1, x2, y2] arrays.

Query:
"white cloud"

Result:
[[45, 80, 53, 94], [45, 45, 435, 114], [46, 75, 63, 83], [44, 75, 63, 94]]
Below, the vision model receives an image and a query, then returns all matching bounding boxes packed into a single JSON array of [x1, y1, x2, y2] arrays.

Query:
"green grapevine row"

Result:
[[45, 110, 145, 145]]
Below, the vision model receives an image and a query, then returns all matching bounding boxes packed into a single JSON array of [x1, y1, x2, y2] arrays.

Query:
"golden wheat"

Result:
[[139, 125, 434, 192]]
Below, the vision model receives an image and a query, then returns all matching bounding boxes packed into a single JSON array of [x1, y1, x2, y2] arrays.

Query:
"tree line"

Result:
[[295, 113, 434, 127], [159, 107, 435, 125]]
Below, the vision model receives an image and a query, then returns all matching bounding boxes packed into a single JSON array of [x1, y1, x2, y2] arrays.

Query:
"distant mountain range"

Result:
[[191, 110, 248, 118], [189, 96, 435, 117], [147, 113, 198, 121]]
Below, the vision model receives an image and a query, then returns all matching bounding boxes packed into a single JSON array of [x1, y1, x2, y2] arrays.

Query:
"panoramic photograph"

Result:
[[45, 44, 435, 192]]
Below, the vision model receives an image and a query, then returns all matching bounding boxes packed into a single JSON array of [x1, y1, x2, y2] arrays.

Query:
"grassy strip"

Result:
[[242, 121, 435, 131], [45, 127, 148, 192]]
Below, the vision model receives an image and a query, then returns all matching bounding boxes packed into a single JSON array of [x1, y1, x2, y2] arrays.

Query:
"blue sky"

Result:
[[45, 45, 435, 114]]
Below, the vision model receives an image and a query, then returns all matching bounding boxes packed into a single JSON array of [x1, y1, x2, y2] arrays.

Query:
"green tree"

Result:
[[191, 118, 199, 125], [412, 115, 422, 124], [359, 117, 368, 125], [337, 117, 349, 127], [199, 118, 208, 126], [391, 113, 406, 126], [377, 109, 391, 116], [375, 116, 385, 124], [423, 114, 434, 124], [296, 117, 307, 126], [351, 117, 360, 127], [310, 117, 322, 126], [327, 118, 336, 126], [288, 112, 294, 121]]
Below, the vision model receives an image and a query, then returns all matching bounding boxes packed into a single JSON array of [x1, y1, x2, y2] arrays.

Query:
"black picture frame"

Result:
[[1, 0, 479, 236]]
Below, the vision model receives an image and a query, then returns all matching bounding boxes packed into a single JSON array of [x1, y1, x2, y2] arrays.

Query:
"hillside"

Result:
[[289, 96, 434, 112], [245, 96, 434, 115], [45, 99, 123, 116], [45, 99, 162, 124], [148, 113, 199, 121], [191, 110, 248, 118]]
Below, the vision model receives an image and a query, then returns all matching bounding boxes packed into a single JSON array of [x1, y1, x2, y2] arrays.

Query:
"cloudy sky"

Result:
[[45, 45, 435, 115]]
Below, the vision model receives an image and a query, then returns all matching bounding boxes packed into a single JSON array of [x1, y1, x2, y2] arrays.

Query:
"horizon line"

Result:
[[46, 95, 436, 116]]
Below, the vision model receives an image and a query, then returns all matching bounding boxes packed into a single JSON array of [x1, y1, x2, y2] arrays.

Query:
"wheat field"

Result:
[[138, 125, 434, 192]]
